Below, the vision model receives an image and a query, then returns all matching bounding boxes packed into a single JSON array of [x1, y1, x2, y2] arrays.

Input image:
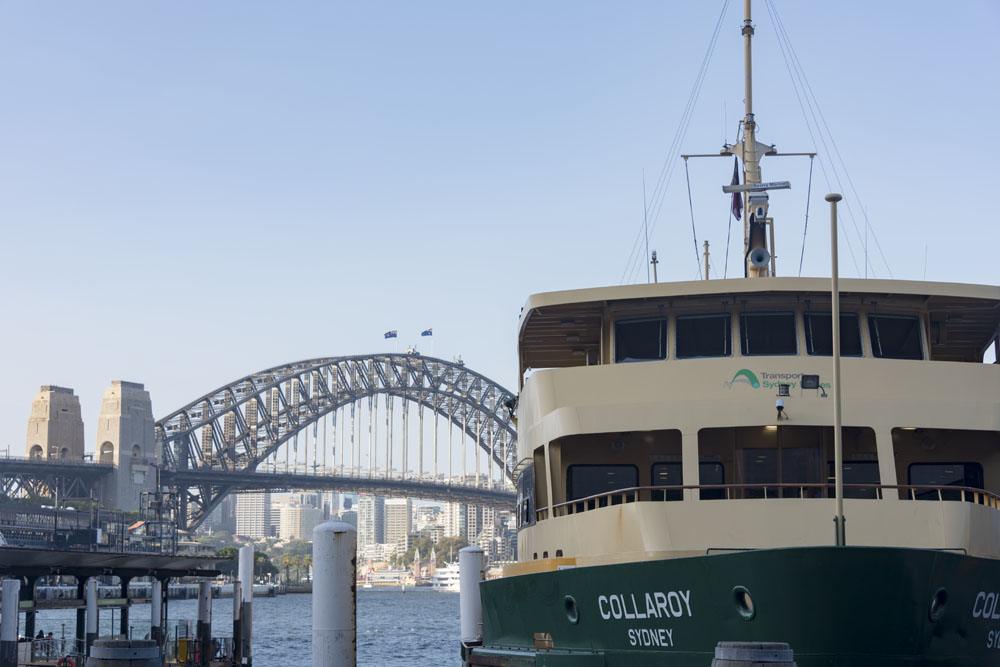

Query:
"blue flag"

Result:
[[384, 330, 398, 339], [730, 157, 743, 221], [421, 328, 433, 337]]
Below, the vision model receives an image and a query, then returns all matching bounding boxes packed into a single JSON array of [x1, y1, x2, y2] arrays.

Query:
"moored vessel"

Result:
[[464, 2, 1000, 665]]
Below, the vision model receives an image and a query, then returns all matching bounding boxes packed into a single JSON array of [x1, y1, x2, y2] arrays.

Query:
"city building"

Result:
[[279, 503, 323, 541], [384, 498, 412, 549], [356, 495, 385, 547], [442, 502, 467, 540], [235, 492, 272, 540], [25, 385, 85, 460]]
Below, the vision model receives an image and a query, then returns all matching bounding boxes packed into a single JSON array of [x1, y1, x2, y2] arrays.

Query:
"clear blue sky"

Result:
[[1, 1, 997, 450]]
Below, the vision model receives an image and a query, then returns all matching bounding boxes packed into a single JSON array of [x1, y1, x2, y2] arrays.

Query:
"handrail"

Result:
[[534, 482, 1000, 520]]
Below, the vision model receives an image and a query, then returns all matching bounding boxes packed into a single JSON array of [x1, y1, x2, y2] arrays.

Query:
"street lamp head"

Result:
[[825, 193, 843, 203]]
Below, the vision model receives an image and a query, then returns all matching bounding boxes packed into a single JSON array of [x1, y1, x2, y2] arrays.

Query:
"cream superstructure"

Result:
[[511, 277, 1000, 570]]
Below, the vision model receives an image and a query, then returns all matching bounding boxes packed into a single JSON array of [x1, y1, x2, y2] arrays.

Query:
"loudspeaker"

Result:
[[749, 247, 770, 268]]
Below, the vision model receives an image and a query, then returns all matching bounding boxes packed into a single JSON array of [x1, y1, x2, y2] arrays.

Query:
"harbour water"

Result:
[[24, 589, 460, 666]]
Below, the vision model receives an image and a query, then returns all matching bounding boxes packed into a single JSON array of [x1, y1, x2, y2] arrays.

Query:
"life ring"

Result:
[[56, 657, 76, 667]]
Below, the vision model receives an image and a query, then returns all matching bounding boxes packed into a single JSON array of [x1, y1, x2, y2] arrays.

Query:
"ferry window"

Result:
[[828, 461, 881, 499], [908, 462, 984, 501], [614, 318, 667, 363], [780, 447, 822, 497], [516, 464, 535, 528], [740, 311, 797, 356], [868, 315, 923, 360], [676, 314, 732, 358], [805, 312, 863, 356], [566, 465, 638, 509], [651, 462, 726, 500], [741, 448, 778, 498]]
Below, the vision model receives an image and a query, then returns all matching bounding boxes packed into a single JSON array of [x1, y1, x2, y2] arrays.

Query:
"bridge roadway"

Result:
[[159, 467, 516, 509]]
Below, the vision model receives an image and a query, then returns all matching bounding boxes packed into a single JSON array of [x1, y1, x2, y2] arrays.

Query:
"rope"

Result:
[[798, 155, 814, 276], [684, 159, 701, 279]]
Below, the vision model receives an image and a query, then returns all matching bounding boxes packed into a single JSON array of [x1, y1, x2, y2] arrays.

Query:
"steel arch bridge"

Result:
[[156, 353, 517, 529]]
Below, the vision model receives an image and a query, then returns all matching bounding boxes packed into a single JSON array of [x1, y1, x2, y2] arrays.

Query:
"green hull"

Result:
[[468, 547, 1000, 666]]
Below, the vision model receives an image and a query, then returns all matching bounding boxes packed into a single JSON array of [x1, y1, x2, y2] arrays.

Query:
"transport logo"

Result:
[[727, 369, 761, 389]]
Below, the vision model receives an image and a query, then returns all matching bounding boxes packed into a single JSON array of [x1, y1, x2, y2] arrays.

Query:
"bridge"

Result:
[[3, 353, 519, 529]]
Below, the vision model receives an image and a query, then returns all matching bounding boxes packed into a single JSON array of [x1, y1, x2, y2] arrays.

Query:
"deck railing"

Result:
[[535, 483, 1000, 520]]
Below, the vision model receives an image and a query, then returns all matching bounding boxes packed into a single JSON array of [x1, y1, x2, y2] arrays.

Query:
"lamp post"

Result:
[[826, 192, 846, 547]]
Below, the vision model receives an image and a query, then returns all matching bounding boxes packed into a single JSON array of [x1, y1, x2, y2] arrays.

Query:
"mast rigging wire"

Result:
[[765, 0, 893, 278], [683, 159, 703, 279], [619, 0, 731, 284], [798, 155, 814, 276]]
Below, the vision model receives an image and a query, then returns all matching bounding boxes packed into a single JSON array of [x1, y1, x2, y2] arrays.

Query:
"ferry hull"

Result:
[[469, 546, 1000, 666]]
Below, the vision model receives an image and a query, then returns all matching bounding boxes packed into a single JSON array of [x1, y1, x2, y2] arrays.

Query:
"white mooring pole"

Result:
[[86, 577, 98, 651], [0, 578, 20, 667], [312, 520, 357, 667], [238, 545, 254, 665], [459, 546, 485, 647], [827, 192, 847, 547]]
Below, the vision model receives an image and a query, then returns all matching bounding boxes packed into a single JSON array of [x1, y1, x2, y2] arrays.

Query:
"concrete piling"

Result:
[[197, 581, 212, 667], [238, 545, 254, 666], [311, 520, 357, 667], [86, 577, 99, 651], [459, 546, 485, 647], [150, 580, 163, 646], [1, 579, 21, 667]]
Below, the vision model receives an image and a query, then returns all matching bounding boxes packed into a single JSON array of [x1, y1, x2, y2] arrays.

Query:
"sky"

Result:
[[0, 1, 997, 451]]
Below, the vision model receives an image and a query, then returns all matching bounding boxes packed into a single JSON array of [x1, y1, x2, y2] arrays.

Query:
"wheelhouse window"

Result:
[[516, 463, 536, 529], [805, 312, 863, 356], [614, 317, 667, 363], [869, 314, 923, 360], [651, 461, 726, 501], [740, 311, 797, 356], [566, 464, 638, 510], [676, 314, 731, 359], [908, 462, 984, 501], [829, 460, 881, 499]]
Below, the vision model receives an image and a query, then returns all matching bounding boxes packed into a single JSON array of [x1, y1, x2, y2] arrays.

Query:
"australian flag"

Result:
[[730, 157, 743, 221], [421, 328, 433, 337], [384, 330, 398, 339]]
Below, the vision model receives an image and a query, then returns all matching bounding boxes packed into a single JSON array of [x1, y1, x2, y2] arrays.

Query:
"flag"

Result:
[[420, 328, 433, 337], [730, 157, 743, 221], [384, 330, 398, 339]]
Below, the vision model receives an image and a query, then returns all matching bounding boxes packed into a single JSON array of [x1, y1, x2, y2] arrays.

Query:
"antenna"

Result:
[[650, 251, 659, 283], [643, 170, 650, 284]]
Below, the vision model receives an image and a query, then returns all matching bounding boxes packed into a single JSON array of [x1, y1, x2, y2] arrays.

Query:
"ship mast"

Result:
[[723, 0, 778, 278]]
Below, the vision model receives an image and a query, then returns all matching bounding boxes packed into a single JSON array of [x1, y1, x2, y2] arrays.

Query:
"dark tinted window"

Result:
[[676, 314, 731, 359], [741, 312, 797, 355], [615, 318, 666, 363], [651, 462, 726, 500], [781, 447, 822, 497], [869, 315, 923, 360], [566, 465, 638, 502], [805, 312, 863, 356], [516, 464, 535, 528], [828, 460, 881, 499], [908, 462, 984, 501], [742, 448, 778, 498]]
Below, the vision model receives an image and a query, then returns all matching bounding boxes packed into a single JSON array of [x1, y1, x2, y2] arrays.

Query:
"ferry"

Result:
[[464, 3, 1000, 666], [432, 562, 461, 593]]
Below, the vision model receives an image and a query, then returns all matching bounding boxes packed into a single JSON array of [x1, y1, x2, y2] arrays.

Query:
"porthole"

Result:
[[929, 588, 948, 622], [564, 595, 579, 624], [733, 586, 755, 621]]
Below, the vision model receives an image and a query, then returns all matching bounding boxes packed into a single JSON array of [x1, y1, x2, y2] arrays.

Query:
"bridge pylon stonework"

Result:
[[155, 353, 518, 529]]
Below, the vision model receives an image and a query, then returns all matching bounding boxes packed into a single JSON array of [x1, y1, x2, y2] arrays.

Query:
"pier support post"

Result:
[[22, 575, 36, 640], [238, 545, 254, 666], [150, 579, 163, 647], [119, 575, 132, 638], [0, 578, 20, 667], [197, 581, 212, 667], [75, 577, 86, 649], [311, 520, 357, 667], [459, 546, 485, 647], [232, 581, 242, 665], [86, 577, 98, 652]]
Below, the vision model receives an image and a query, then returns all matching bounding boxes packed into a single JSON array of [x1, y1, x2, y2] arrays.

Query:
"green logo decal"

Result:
[[729, 369, 761, 388]]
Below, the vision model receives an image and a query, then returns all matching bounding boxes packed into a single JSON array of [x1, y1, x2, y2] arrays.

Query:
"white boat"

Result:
[[430, 562, 460, 592]]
